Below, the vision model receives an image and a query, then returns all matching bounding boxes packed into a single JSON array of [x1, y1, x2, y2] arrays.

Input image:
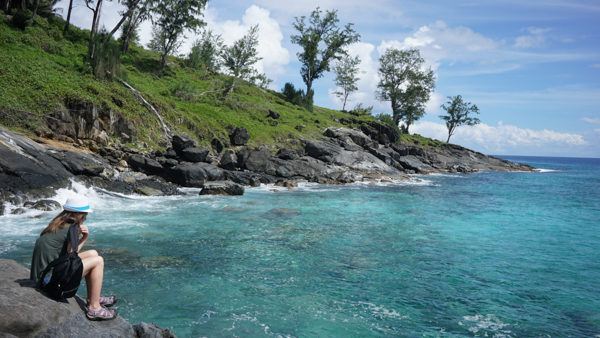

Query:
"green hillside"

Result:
[[0, 14, 376, 150]]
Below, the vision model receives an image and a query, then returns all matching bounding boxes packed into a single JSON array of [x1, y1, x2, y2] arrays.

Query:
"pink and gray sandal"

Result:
[[99, 295, 117, 307], [86, 305, 117, 321]]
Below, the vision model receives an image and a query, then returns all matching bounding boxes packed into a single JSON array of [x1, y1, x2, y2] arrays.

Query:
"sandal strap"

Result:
[[99, 296, 116, 305], [87, 306, 115, 318]]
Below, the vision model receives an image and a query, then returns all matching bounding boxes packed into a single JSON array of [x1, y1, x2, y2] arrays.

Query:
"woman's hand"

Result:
[[78, 224, 89, 251], [80, 224, 89, 240]]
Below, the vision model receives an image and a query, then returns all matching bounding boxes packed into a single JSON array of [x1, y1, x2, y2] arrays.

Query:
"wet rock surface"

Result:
[[199, 181, 245, 196]]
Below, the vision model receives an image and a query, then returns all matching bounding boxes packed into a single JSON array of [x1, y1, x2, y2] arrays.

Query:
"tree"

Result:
[[149, 0, 207, 71], [63, 0, 74, 33], [85, 0, 103, 61], [376, 48, 435, 133], [221, 25, 269, 95], [119, 0, 151, 53], [291, 7, 360, 110], [439, 95, 480, 143], [333, 54, 360, 111], [281, 82, 305, 106], [186, 29, 224, 72]]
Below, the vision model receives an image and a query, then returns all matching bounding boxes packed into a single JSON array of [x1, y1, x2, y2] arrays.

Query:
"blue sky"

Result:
[[58, 0, 600, 157]]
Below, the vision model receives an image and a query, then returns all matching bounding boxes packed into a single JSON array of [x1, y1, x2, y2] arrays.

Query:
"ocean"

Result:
[[1, 156, 599, 337]]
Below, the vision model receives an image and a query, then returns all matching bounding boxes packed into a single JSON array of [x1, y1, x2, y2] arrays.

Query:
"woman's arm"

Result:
[[78, 224, 89, 251]]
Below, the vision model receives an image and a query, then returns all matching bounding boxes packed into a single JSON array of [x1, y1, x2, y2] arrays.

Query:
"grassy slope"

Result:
[[0, 14, 441, 151]]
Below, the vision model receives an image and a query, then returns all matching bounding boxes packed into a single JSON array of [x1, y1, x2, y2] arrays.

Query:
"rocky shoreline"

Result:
[[0, 124, 532, 214]]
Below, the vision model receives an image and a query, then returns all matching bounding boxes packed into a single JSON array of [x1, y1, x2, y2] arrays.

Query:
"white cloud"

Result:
[[377, 21, 498, 71], [202, 5, 290, 81], [411, 121, 587, 154], [514, 27, 550, 48], [582, 117, 600, 125]]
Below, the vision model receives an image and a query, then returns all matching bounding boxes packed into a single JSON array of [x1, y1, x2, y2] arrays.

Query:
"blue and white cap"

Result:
[[63, 195, 93, 213]]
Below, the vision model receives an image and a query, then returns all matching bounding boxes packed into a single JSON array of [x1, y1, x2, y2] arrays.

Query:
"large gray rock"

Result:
[[127, 155, 164, 175], [178, 147, 209, 163], [165, 162, 224, 187], [199, 181, 244, 196], [0, 259, 175, 338], [218, 150, 238, 170], [229, 127, 250, 146], [49, 150, 111, 177], [171, 135, 195, 152], [0, 128, 72, 196]]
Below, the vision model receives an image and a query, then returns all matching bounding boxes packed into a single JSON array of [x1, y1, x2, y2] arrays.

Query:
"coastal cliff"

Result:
[[0, 259, 175, 337]]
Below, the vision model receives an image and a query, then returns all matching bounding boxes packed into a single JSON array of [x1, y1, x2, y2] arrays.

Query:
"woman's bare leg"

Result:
[[78, 250, 99, 260], [81, 255, 104, 309]]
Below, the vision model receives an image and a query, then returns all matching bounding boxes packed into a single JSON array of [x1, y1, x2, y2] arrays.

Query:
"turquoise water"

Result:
[[1, 156, 599, 337]]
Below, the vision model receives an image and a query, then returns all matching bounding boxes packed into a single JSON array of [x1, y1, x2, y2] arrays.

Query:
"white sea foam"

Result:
[[459, 314, 512, 337], [534, 168, 559, 173]]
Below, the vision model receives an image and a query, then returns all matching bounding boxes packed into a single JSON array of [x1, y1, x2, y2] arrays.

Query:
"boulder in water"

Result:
[[199, 181, 244, 196]]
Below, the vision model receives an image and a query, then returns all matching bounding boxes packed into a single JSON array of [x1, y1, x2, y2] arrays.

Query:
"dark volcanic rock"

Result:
[[267, 109, 280, 119], [276, 148, 300, 160], [211, 138, 225, 153], [171, 135, 196, 152], [165, 162, 224, 187], [127, 154, 164, 175], [199, 181, 244, 196], [229, 127, 250, 146], [219, 150, 238, 170], [29, 199, 61, 211], [49, 150, 111, 176], [133, 322, 176, 338], [224, 171, 265, 186], [0, 259, 175, 338], [0, 128, 72, 196], [179, 147, 209, 163]]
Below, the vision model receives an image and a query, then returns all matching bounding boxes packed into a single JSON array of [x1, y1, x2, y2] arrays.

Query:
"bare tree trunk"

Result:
[[32, 0, 39, 20], [87, 0, 103, 61], [446, 133, 451, 143], [342, 91, 348, 111], [63, 0, 73, 33]]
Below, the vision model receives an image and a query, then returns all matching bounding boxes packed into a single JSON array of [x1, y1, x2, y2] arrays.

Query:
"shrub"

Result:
[[170, 81, 198, 101], [349, 103, 373, 116], [281, 82, 305, 107], [11, 10, 32, 30]]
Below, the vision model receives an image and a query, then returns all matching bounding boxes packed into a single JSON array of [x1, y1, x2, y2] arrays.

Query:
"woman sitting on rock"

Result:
[[30, 196, 117, 321]]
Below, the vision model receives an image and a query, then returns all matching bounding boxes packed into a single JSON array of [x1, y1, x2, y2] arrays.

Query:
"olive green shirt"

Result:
[[30, 226, 70, 283]]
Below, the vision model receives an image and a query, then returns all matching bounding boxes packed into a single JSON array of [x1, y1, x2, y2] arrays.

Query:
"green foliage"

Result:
[[281, 82, 305, 106], [11, 9, 33, 30], [333, 54, 360, 111], [349, 103, 373, 116], [0, 17, 375, 149], [186, 28, 223, 72], [376, 48, 435, 133], [169, 80, 198, 101], [149, 0, 207, 71], [399, 133, 444, 148], [291, 7, 360, 111], [439, 95, 480, 143], [221, 25, 270, 94], [90, 30, 121, 79]]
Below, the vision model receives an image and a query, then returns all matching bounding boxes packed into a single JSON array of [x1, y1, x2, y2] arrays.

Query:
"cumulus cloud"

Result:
[[411, 121, 587, 154], [377, 21, 498, 71], [197, 5, 290, 80], [514, 27, 550, 48]]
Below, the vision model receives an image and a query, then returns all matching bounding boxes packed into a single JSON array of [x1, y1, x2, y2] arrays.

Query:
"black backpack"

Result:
[[39, 223, 84, 300]]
